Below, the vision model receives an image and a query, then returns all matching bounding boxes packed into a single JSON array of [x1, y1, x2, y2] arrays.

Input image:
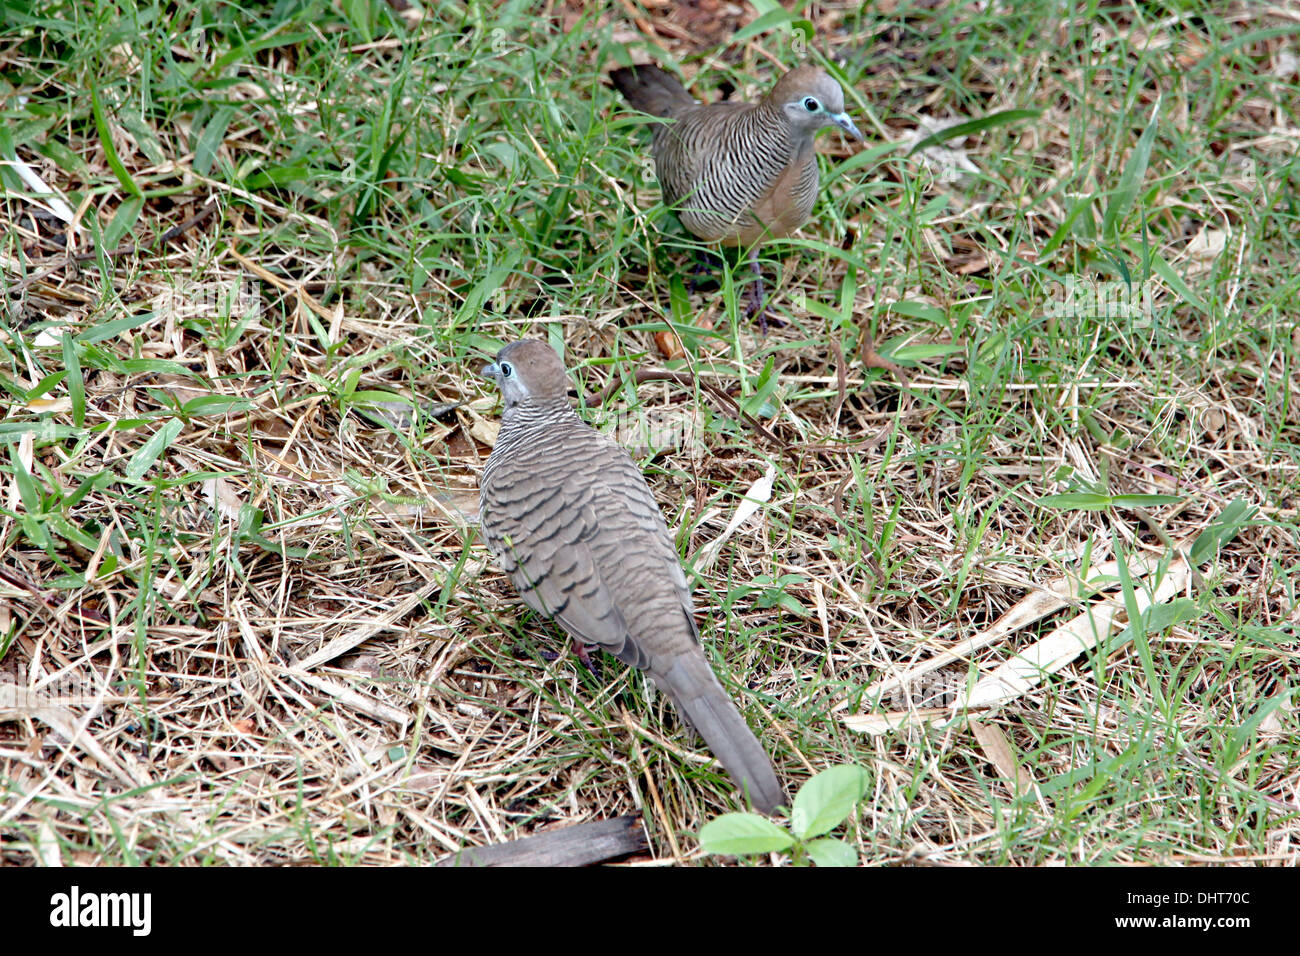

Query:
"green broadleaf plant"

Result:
[[698, 765, 870, 866]]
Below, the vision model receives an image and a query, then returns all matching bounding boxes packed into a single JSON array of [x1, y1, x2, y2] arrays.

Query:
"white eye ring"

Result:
[[803, 97, 820, 112], [500, 362, 513, 378]]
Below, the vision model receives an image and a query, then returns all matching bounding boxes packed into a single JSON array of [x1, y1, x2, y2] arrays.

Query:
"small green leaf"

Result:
[[480, 141, 520, 174], [120, 358, 196, 376], [1042, 194, 1098, 256], [61, 333, 84, 427], [27, 369, 67, 402], [245, 533, 311, 559], [77, 311, 154, 344], [698, 812, 794, 856], [836, 266, 858, 323], [888, 300, 946, 322], [732, 7, 798, 44], [740, 356, 782, 418], [892, 343, 963, 361], [907, 109, 1041, 155], [790, 765, 870, 840], [1108, 494, 1184, 508], [830, 141, 895, 178], [1224, 689, 1295, 768], [1189, 499, 1256, 566], [1105, 598, 1202, 656], [123, 418, 184, 480], [440, 167, 481, 192], [3, 113, 56, 152], [90, 84, 141, 198], [0, 422, 79, 442], [348, 389, 408, 406], [21, 513, 52, 549], [241, 163, 311, 191], [33, 137, 88, 177], [801, 297, 842, 322], [46, 514, 98, 551], [194, 105, 237, 176], [1102, 103, 1159, 239], [1148, 251, 1209, 316], [453, 251, 521, 326], [117, 111, 166, 165], [104, 195, 143, 250], [806, 837, 858, 868], [9, 444, 43, 516], [180, 394, 256, 417], [1034, 492, 1112, 510], [668, 276, 691, 328], [916, 194, 952, 224]]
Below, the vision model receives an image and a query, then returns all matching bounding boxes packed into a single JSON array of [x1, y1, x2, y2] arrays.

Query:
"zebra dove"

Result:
[[478, 339, 784, 813], [609, 63, 862, 326]]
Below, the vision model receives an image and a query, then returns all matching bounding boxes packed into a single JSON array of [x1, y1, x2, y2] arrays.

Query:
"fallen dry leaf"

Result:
[[654, 329, 685, 360]]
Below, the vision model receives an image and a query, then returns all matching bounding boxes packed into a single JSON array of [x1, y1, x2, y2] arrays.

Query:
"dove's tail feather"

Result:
[[609, 65, 696, 118], [656, 652, 784, 814]]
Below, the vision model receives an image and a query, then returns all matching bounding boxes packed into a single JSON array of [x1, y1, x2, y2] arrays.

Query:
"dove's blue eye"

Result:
[[500, 362, 513, 378], [803, 97, 820, 112]]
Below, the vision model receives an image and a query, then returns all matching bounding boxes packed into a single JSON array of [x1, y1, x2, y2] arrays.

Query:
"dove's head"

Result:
[[771, 65, 862, 141], [482, 339, 570, 411]]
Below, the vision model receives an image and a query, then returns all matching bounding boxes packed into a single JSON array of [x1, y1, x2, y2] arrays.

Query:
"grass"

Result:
[[0, 0, 1297, 865]]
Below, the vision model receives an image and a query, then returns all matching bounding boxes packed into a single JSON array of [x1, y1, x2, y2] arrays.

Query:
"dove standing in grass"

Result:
[[478, 339, 783, 813], [609, 62, 862, 327]]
